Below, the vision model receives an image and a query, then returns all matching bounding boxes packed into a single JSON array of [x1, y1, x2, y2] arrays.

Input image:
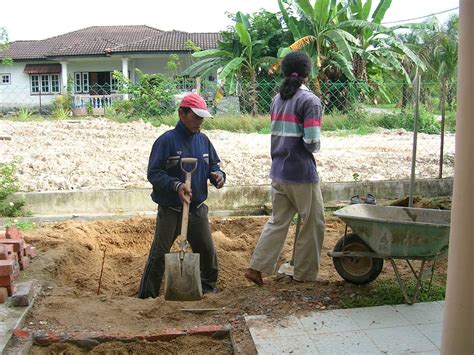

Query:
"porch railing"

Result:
[[73, 94, 123, 109]]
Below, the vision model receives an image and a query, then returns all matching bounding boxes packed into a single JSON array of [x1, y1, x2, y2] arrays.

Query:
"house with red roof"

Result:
[[0, 26, 219, 114]]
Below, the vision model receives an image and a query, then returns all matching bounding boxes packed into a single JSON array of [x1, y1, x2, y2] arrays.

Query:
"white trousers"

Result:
[[249, 181, 325, 281]]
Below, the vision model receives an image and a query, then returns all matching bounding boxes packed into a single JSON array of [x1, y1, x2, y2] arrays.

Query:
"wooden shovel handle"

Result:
[[179, 171, 192, 247]]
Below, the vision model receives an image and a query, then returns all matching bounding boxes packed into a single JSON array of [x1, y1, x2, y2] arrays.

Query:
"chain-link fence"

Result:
[[0, 78, 456, 181]]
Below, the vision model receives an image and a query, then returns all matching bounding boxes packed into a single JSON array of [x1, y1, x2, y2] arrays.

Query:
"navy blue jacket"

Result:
[[147, 120, 226, 212]]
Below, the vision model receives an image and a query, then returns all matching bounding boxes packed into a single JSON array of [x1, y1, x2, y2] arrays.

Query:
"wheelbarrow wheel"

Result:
[[332, 233, 383, 285]]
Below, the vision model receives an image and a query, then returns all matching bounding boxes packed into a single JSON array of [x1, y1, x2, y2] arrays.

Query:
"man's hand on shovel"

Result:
[[178, 183, 192, 204]]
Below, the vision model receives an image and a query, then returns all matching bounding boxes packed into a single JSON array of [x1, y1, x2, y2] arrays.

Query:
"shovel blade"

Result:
[[164, 252, 202, 301]]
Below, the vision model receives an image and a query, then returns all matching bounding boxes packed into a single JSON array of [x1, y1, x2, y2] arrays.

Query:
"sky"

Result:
[[2, 0, 459, 42]]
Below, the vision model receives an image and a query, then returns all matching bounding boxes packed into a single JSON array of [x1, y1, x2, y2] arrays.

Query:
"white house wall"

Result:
[[0, 62, 57, 109], [0, 53, 200, 112]]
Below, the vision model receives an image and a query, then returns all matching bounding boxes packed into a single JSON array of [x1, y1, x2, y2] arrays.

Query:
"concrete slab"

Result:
[[0, 281, 42, 354], [246, 301, 443, 354]]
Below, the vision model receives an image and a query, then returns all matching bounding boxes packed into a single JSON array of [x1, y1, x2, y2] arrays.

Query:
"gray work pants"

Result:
[[138, 204, 218, 298]]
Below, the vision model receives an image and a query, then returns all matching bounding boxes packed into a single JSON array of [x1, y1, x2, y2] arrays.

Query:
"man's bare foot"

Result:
[[244, 268, 264, 286]]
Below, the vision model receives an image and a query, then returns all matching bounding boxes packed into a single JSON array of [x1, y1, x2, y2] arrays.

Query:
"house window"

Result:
[[51, 74, 60, 93], [31, 75, 40, 93], [30, 74, 61, 94], [74, 72, 89, 93], [41, 75, 50, 93], [0, 73, 11, 85]]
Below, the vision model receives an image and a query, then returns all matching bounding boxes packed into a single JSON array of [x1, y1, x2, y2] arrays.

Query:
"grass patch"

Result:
[[340, 277, 446, 308], [4, 220, 36, 231], [3, 105, 456, 135], [142, 114, 271, 133]]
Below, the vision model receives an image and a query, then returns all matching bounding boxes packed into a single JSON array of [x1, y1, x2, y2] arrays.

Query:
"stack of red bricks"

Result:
[[0, 226, 37, 303]]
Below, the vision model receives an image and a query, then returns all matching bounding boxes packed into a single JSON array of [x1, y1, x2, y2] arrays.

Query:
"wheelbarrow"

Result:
[[328, 204, 451, 304]]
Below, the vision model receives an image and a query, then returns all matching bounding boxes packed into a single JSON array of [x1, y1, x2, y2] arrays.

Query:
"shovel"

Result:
[[164, 158, 203, 301]]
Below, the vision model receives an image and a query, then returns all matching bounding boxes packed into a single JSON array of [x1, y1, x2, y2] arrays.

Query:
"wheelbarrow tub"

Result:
[[333, 204, 450, 258]]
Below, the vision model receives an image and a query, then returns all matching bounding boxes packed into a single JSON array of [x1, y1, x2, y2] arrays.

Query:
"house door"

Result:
[[89, 72, 111, 95]]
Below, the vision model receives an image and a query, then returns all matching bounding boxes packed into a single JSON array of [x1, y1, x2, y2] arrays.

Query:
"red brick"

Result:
[[0, 275, 14, 287], [29, 246, 38, 258], [13, 329, 30, 338], [145, 329, 187, 342], [188, 324, 230, 337], [0, 244, 14, 260], [0, 231, 5, 239], [6, 284, 15, 296], [0, 239, 24, 253], [0, 287, 8, 303], [6, 226, 22, 240], [23, 243, 31, 256], [0, 259, 14, 276], [20, 256, 30, 270]]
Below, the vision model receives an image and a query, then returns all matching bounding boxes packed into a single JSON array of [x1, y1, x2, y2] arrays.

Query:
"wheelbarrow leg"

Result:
[[390, 259, 429, 305]]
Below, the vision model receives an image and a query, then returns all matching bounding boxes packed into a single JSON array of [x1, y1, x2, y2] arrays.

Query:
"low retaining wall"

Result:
[[13, 178, 453, 216]]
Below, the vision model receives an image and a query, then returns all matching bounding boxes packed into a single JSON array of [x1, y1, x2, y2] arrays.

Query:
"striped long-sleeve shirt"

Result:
[[269, 84, 322, 184]]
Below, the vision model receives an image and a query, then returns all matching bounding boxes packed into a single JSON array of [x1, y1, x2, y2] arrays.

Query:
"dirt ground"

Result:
[[21, 213, 447, 354]]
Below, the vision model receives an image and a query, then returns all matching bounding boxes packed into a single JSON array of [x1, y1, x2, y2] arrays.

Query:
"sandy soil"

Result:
[[21, 213, 447, 353], [0, 119, 455, 192]]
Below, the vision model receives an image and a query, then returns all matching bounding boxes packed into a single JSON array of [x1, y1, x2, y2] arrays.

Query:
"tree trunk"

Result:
[[401, 83, 409, 111], [353, 53, 367, 82], [249, 70, 258, 117]]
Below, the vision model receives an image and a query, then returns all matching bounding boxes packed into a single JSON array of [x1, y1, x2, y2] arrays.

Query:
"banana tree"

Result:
[[278, 0, 426, 86], [183, 12, 278, 116], [277, 0, 360, 87]]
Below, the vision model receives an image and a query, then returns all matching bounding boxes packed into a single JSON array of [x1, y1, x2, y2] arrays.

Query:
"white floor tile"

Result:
[[310, 330, 379, 354], [365, 325, 439, 353], [248, 315, 307, 340], [349, 305, 410, 329], [394, 302, 443, 325], [416, 323, 442, 348], [254, 335, 320, 355], [299, 309, 360, 335]]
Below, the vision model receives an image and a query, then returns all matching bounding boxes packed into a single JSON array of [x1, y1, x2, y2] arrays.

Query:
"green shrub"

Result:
[[52, 107, 71, 119], [15, 108, 33, 120], [0, 163, 28, 217], [113, 69, 178, 117]]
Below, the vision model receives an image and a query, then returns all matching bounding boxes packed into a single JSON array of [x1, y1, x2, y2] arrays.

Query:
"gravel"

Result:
[[0, 118, 455, 192]]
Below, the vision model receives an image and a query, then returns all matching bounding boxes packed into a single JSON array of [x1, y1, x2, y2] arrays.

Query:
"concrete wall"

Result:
[[13, 178, 453, 216]]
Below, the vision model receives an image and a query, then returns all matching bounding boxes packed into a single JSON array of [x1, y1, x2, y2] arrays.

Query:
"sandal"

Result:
[[366, 193, 376, 205], [350, 195, 361, 205]]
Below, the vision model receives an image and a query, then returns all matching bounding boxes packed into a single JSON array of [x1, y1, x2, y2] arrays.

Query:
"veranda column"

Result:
[[441, 0, 474, 353], [122, 57, 129, 100], [60, 61, 68, 94]]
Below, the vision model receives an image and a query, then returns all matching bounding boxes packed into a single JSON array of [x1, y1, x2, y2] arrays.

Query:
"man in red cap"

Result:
[[138, 93, 226, 298]]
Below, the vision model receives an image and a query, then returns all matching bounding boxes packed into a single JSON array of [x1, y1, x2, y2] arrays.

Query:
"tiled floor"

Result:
[[246, 301, 444, 354]]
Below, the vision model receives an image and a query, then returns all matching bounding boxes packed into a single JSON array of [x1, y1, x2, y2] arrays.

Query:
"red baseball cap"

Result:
[[179, 93, 213, 118]]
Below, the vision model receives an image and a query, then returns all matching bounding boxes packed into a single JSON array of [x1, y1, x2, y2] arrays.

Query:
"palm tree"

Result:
[[0, 27, 12, 65]]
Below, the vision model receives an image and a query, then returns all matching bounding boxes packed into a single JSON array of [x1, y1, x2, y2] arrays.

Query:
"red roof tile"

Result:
[[0, 26, 219, 60]]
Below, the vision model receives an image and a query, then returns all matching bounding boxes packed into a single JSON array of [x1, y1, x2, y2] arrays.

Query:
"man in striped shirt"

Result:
[[245, 51, 325, 286]]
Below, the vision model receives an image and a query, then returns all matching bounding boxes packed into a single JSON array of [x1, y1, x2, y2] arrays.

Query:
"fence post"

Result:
[[409, 74, 421, 208], [438, 80, 447, 179], [38, 90, 42, 116]]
